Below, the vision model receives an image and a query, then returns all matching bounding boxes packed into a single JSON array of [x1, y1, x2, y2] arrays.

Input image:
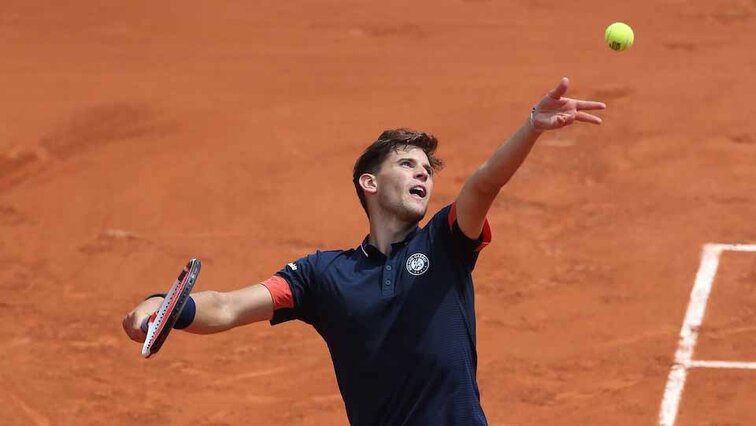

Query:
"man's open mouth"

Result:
[[409, 186, 427, 199]]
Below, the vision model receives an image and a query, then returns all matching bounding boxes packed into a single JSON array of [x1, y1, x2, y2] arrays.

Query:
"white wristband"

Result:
[[529, 106, 542, 133]]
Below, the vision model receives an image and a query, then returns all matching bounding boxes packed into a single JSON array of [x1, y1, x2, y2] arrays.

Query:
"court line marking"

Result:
[[688, 360, 756, 370], [710, 243, 756, 252], [658, 243, 756, 426]]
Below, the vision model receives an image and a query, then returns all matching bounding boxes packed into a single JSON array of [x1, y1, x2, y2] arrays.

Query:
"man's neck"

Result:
[[367, 210, 418, 256]]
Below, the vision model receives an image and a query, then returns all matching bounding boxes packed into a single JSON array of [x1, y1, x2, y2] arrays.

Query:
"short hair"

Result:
[[352, 129, 444, 215]]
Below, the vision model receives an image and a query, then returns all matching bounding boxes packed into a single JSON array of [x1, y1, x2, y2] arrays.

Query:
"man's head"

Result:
[[353, 129, 444, 223]]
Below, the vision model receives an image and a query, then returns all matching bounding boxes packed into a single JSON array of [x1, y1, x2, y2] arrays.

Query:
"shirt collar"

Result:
[[359, 226, 420, 259]]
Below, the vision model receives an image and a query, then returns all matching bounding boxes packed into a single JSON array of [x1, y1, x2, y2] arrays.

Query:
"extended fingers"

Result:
[[575, 111, 602, 124], [576, 100, 606, 111]]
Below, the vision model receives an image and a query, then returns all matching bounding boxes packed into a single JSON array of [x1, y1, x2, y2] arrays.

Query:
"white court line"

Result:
[[658, 244, 723, 426], [689, 360, 756, 370], [709, 243, 756, 252]]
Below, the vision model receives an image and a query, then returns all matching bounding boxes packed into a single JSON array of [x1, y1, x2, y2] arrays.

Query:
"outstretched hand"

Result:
[[531, 77, 606, 131]]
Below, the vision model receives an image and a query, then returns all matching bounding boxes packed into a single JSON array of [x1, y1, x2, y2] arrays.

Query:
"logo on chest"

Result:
[[406, 253, 430, 276]]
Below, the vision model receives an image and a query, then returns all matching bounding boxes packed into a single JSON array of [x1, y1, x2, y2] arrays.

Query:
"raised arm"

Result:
[[455, 77, 606, 238], [122, 283, 274, 343]]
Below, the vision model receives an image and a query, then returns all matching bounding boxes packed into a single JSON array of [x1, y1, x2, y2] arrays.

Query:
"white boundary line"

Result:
[[689, 360, 756, 370], [658, 243, 756, 426], [709, 243, 756, 252], [658, 244, 722, 426]]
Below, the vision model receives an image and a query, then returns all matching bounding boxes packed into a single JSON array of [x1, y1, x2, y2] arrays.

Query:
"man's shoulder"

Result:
[[314, 247, 356, 259], [306, 248, 358, 269], [421, 203, 455, 233]]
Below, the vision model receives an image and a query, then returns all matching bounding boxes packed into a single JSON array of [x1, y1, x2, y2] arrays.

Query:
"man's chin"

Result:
[[403, 205, 427, 223]]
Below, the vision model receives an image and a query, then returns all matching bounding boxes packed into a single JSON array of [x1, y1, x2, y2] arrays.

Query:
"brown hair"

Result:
[[352, 128, 444, 215]]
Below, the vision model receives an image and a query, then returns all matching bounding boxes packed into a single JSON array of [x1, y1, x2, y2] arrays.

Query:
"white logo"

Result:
[[406, 253, 430, 276], [287, 262, 298, 271]]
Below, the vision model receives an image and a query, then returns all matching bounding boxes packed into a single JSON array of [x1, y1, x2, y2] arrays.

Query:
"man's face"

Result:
[[373, 147, 434, 223]]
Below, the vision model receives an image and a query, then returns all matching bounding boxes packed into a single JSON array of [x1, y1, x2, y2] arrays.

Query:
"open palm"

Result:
[[532, 77, 606, 131]]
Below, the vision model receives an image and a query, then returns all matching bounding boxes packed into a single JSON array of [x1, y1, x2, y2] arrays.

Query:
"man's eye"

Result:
[[401, 161, 412, 167]]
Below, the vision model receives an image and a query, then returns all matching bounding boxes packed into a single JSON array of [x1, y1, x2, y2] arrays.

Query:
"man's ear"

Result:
[[359, 173, 377, 195]]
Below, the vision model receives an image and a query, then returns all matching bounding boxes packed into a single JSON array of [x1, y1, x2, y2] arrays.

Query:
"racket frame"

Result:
[[141, 258, 201, 358]]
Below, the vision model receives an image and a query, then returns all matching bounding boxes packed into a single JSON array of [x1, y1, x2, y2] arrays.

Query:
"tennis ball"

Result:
[[605, 22, 634, 51]]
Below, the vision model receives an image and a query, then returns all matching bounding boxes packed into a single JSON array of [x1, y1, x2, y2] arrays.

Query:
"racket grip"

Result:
[[140, 312, 157, 333]]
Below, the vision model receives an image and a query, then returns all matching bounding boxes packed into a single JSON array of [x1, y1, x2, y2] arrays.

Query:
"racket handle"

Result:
[[140, 312, 157, 333]]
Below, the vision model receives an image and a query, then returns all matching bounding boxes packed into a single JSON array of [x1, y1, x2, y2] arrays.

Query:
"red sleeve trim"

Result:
[[448, 202, 457, 230], [476, 219, 492, 252], [449, 202, 492, 252], [261, 275, 294, 310]]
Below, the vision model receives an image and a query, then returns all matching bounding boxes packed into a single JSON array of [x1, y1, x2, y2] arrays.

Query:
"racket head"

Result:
[[141, 258, 201, 358]]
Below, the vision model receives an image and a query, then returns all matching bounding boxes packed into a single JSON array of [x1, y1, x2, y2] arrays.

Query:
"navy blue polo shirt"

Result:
[[266, 203, 491, 425]]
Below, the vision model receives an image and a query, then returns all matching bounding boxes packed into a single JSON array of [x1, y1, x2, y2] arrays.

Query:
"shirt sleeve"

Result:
[[261, 253, 320, 326], [428, 202, 492, 270]]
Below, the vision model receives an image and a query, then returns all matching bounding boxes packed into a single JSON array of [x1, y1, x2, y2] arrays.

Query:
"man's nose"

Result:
[[414, 169, 428, 181]]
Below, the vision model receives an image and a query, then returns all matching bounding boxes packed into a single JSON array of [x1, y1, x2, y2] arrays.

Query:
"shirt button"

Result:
[[385, 280, 391, 286], [385, 265, 392, 271]]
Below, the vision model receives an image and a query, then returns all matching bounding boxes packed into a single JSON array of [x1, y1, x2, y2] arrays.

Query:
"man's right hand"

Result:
[[122, 297, 163, 343]]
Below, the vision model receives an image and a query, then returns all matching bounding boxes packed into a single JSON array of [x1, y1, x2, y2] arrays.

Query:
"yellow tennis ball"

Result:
[[605, 22, 634, 51]]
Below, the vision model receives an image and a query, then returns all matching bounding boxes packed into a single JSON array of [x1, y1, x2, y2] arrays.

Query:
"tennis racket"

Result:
[[140, 258, 202, 358]]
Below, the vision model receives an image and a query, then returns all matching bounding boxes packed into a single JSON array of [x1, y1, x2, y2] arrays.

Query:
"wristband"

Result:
[[143, 293, 196, 329], [529, 106, 542, 133], [173, 296, 196, 329]]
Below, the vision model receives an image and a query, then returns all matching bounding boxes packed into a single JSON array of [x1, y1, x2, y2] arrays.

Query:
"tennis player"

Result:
[[123, 77, 605, 425]]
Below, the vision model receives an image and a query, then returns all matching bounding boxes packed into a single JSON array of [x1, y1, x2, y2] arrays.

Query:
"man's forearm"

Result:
[[183, 290, 236, 334], [472, 119, 541, 193], [451, 79, 603, 239], [129, 284, 273, 343], [186, 284, 274, 334]]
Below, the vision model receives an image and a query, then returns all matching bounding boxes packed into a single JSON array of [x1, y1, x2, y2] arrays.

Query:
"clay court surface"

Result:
[[1, 1, 755, 424]]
